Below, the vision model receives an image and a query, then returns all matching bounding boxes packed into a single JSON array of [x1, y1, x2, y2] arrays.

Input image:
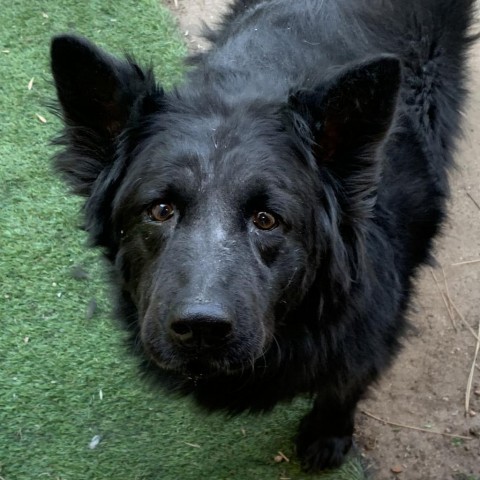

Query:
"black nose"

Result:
[[168, 304, 233, 348]]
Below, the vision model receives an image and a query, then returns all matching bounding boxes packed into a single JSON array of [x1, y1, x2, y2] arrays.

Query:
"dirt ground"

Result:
[[163, 1, 480, 478]]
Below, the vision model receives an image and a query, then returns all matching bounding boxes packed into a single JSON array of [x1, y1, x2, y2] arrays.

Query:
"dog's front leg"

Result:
[[295, 384, 362, 471]]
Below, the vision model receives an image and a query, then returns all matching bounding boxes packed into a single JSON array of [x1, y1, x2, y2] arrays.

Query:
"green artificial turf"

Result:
[[0, 1, 368, 479]]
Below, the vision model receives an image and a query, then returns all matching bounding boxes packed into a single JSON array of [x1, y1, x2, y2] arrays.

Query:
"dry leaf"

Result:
[[28, 77, 34, 90], [36, 114, 47, 124]]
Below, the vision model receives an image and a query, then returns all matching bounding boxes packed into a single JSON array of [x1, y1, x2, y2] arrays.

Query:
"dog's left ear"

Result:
[[289, 55, 401, 211]]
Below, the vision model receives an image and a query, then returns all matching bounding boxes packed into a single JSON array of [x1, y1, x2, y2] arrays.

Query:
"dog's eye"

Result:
[[148, 203, 175, 222], [253, 211, 278, 230]]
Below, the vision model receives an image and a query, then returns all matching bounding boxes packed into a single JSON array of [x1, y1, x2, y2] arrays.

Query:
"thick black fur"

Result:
[[50, 0, 477, 472]]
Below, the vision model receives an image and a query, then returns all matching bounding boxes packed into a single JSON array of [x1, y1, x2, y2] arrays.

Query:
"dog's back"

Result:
[[200, 0, 474, 128]]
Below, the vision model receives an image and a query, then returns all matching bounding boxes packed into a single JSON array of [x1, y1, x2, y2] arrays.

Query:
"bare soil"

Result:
[[163, 1, 480, 478]]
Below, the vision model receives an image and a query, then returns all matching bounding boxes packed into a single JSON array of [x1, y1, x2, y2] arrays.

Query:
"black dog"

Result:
[[50, 0, 477, 471]]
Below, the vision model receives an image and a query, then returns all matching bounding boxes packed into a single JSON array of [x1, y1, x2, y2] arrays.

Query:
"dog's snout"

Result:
[[168, 304, 233, 348]]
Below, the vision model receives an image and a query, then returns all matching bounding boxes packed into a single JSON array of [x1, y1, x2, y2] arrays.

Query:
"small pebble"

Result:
[[273, 451, 290, 463], [89, 435, 102, 449], [391, 465, 403, 474]]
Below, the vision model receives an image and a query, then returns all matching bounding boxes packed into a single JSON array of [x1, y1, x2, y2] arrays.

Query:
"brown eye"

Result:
[[253, 211, 278, 230], [148, 203, 174, 222]]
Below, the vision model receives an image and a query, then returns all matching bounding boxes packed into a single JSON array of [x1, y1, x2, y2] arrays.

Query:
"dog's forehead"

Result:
[[115, 110, 316, 224], [133, 108, 305, 189]]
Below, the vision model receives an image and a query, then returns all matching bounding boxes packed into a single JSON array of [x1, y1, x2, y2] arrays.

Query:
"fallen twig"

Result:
[[465, 319, 480, 415], [184, 442, 201, 448], [361, 410, 472, 441], [430, 269, 456, 329], [466, 191, 480, 211], [431, 274, 480, 342], [449, 301, 479, 342], [452, 259, 480, 266], [278, 451, 290, 462], [274, 451, 290, 463], [442, 266, 457, 330]]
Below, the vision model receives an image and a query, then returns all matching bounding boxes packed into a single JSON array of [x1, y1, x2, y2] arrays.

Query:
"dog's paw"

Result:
[[295, 432, 352, 472]]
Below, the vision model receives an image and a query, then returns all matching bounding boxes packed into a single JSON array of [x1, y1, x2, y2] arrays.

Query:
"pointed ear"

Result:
[[289, 55, 400, 219], [290, 55, 401, 164], [51, 34, 162, 195]]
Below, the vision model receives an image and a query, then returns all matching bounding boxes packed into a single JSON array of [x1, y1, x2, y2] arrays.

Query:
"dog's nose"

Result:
[[168, 304, 233, 348]]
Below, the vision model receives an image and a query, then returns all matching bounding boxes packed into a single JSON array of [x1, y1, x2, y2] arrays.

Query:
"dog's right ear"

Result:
[[51, 34, 162, 195], [288, 55, 400, 220]]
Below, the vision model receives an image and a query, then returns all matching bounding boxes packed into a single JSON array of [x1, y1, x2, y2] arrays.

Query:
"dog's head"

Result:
[[51, 35, 400, 377]]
